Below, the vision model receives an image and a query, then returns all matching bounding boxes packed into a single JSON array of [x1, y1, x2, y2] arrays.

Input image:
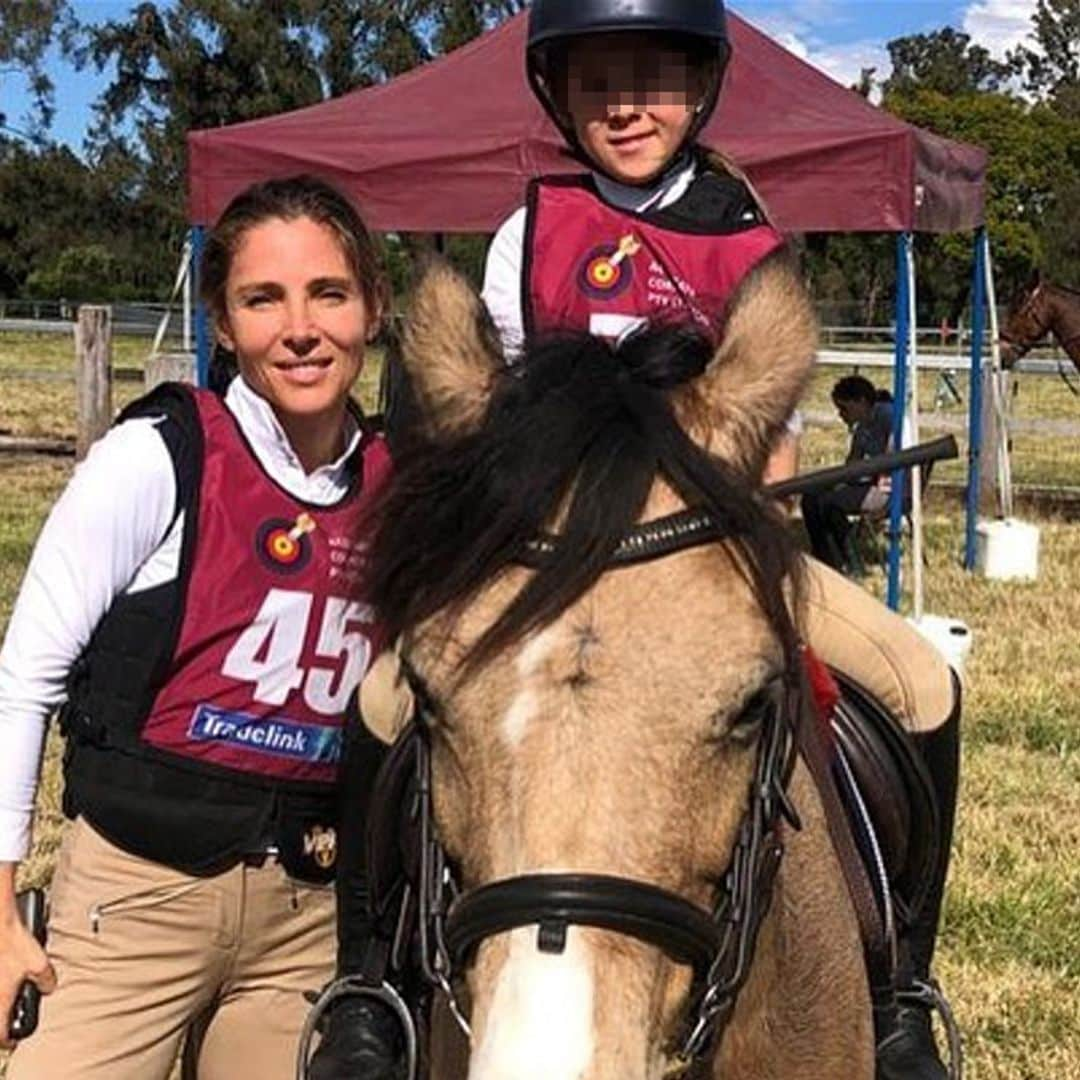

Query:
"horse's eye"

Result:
[[727, 682, 782, 745]]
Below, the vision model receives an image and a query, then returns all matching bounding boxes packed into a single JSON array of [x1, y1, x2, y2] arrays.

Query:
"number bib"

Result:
[[139, 392, 390, 787]]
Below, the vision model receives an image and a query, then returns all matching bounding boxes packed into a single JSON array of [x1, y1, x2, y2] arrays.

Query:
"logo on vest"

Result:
[[578, 233, 642, 300], [303, 825, 338, 870], [256, 513, 316, 575], [188, 704, 342, 765]]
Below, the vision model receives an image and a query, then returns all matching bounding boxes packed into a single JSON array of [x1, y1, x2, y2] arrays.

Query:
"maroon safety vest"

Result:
[[523, 175, 784, 342], [138, 391, 391, 787]]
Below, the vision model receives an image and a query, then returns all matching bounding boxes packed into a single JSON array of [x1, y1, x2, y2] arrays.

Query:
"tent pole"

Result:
[[192, 226, 211, 389], [983, 237, 1012, 518], [965, 228, 989, 570], [887, 233, 912, 611], [907, 237, 925, 622]]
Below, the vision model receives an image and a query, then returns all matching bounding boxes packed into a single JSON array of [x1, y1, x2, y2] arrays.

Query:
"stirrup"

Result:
[[897, 977, 963, 1080], [296, 976, 419, 1080]]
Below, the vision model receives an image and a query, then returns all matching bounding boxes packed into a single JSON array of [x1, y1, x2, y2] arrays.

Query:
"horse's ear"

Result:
[[398, 257, 503, 440], [679, 253, 817, 477]]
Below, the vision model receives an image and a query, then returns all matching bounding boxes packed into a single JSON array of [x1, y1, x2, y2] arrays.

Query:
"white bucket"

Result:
[[974, 518, 1040, 581], [908, 614, 974, 676]]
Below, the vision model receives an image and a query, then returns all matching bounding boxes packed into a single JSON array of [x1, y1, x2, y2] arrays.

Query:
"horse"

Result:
[[361, 257, 875, 1080], [999, 276, 1080, 372]]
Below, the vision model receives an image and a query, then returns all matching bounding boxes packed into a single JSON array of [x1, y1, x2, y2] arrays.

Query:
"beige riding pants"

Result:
[[7, 817, 335, 1080], [801, 558, 956, 733]]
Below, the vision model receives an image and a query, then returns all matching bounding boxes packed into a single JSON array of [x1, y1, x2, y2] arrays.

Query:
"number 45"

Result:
[[222, 588, 373, 716]]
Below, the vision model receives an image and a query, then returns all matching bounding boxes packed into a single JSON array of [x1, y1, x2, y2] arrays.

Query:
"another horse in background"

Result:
[[363, 258, 875, 1080], [1000, 276, 1080, 371]]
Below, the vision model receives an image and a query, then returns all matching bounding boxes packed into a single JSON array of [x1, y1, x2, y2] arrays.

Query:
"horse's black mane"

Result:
[[366, 325, 802, 678]]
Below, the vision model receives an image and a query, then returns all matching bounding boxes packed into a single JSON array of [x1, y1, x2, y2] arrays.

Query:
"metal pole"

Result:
[[887, 233, 912, 611], [191, 225, 211, 389], [965, 228, 989, 571], [983, 237, 1012, 519], [907, 237, 926, 622], [182, 232, 193, 353]]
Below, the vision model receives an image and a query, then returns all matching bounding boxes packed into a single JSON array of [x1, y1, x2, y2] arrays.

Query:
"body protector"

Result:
[[61, 383, 391, 878], [524, 168, 784, 342]]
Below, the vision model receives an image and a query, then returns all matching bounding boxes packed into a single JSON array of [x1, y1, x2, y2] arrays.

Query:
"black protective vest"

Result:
[[60, 384, 370, 881]]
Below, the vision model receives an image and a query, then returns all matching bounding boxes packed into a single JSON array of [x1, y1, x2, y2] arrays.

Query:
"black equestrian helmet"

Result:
[[527, 0, 730, 51]]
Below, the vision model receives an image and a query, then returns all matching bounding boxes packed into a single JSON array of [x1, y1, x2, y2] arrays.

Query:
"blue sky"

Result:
[[2, 0, 1040, 156]]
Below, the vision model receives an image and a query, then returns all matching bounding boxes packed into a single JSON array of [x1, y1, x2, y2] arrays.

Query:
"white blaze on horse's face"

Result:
[[469, 927, 595, 1080], [501, 626, 561, 748]]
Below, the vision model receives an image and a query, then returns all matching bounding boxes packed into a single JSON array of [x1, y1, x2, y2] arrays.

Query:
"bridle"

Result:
[[999, 281, 1048, 363], [297, 442, 964, 1080], [1000, 282, 1080, 395], [396, 508, 808, 1078]]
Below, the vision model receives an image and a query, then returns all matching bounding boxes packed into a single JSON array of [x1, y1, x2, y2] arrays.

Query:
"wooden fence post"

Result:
[[145, 352, 197, 390], [76, 305, 113, 460]]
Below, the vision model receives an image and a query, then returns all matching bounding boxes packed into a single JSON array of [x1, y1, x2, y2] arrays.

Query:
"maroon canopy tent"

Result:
[[187, 10, 986, 235]]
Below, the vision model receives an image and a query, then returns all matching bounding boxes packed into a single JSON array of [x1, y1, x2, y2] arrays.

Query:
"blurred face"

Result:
[[217, 215, 371, 431], [562, 33, 707, 185]]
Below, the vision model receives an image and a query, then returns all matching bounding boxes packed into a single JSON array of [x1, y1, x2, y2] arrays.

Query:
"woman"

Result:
[[803, 375, 895, 571], [0, 175, 391, 1079]]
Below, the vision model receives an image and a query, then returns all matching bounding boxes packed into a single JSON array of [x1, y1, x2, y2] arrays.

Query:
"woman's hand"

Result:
[[0, 866, 55, 1049]]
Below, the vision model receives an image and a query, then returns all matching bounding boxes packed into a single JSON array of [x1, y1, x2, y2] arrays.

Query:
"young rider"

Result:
[[479, 4, 960, 1079], [0, 176, 393, 1080]]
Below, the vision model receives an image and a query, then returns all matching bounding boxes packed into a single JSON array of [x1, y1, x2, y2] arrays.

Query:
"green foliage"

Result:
[[24, 244, 126, 301], [0, 140, 179, 299], [884, 27, 1011, 96], [1010, 0, 1080, 117]]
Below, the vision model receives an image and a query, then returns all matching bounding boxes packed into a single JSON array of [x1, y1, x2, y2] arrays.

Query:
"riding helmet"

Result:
[[527, 0, 731, 167]]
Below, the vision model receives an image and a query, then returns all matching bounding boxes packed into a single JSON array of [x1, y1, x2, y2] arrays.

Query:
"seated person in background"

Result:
[[802, 375, 893, 571]]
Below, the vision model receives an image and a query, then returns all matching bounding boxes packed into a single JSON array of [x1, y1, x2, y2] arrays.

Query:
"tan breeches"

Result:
[[800, 558, 956, 733], [7, 817, 335, 1080]]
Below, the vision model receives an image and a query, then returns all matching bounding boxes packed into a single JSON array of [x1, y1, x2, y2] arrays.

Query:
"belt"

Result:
[[240, 847, 280, 869]]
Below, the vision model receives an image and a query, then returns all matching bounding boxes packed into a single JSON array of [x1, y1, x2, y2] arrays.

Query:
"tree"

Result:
[[68, 1, 525, 298], [1010, 0, 1080, 118], [0, 0, 74, 135], [883, 28, 1011, 97], [0, 139, 179, 298]]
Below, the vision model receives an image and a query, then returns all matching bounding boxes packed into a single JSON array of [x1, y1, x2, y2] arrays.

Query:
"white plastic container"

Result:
[[908, 614, 974, 676], [974, 518, 1040, 582]]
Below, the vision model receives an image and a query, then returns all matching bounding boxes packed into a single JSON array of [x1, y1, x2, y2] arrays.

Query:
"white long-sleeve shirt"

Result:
[[0, 377, 362, 861]]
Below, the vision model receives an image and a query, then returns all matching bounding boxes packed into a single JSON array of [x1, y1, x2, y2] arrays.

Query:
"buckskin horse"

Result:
[[1000, 276, 1080, 375], [348, 258, 898, 1080]]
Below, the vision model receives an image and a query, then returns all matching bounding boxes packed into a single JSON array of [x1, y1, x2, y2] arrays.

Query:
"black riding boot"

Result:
[[307, 724, 410, 1080], [876, 692, 961, 1080]]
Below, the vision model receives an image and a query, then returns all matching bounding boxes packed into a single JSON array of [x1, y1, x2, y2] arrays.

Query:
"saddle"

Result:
[[830, 673, 940, 931]]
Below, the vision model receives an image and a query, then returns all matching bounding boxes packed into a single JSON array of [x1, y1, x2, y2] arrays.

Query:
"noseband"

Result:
[[395, 507, 806, 1076]]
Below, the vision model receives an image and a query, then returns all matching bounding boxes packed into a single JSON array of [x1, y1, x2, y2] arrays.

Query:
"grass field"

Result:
[[1, 334, 1079, 1078]]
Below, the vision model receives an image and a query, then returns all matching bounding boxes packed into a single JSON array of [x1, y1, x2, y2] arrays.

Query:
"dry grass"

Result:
[[1, 350, 1079, 1078]]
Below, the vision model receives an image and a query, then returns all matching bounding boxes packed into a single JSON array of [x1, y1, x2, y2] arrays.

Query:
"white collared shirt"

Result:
[[0, 377, 362, 861]]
